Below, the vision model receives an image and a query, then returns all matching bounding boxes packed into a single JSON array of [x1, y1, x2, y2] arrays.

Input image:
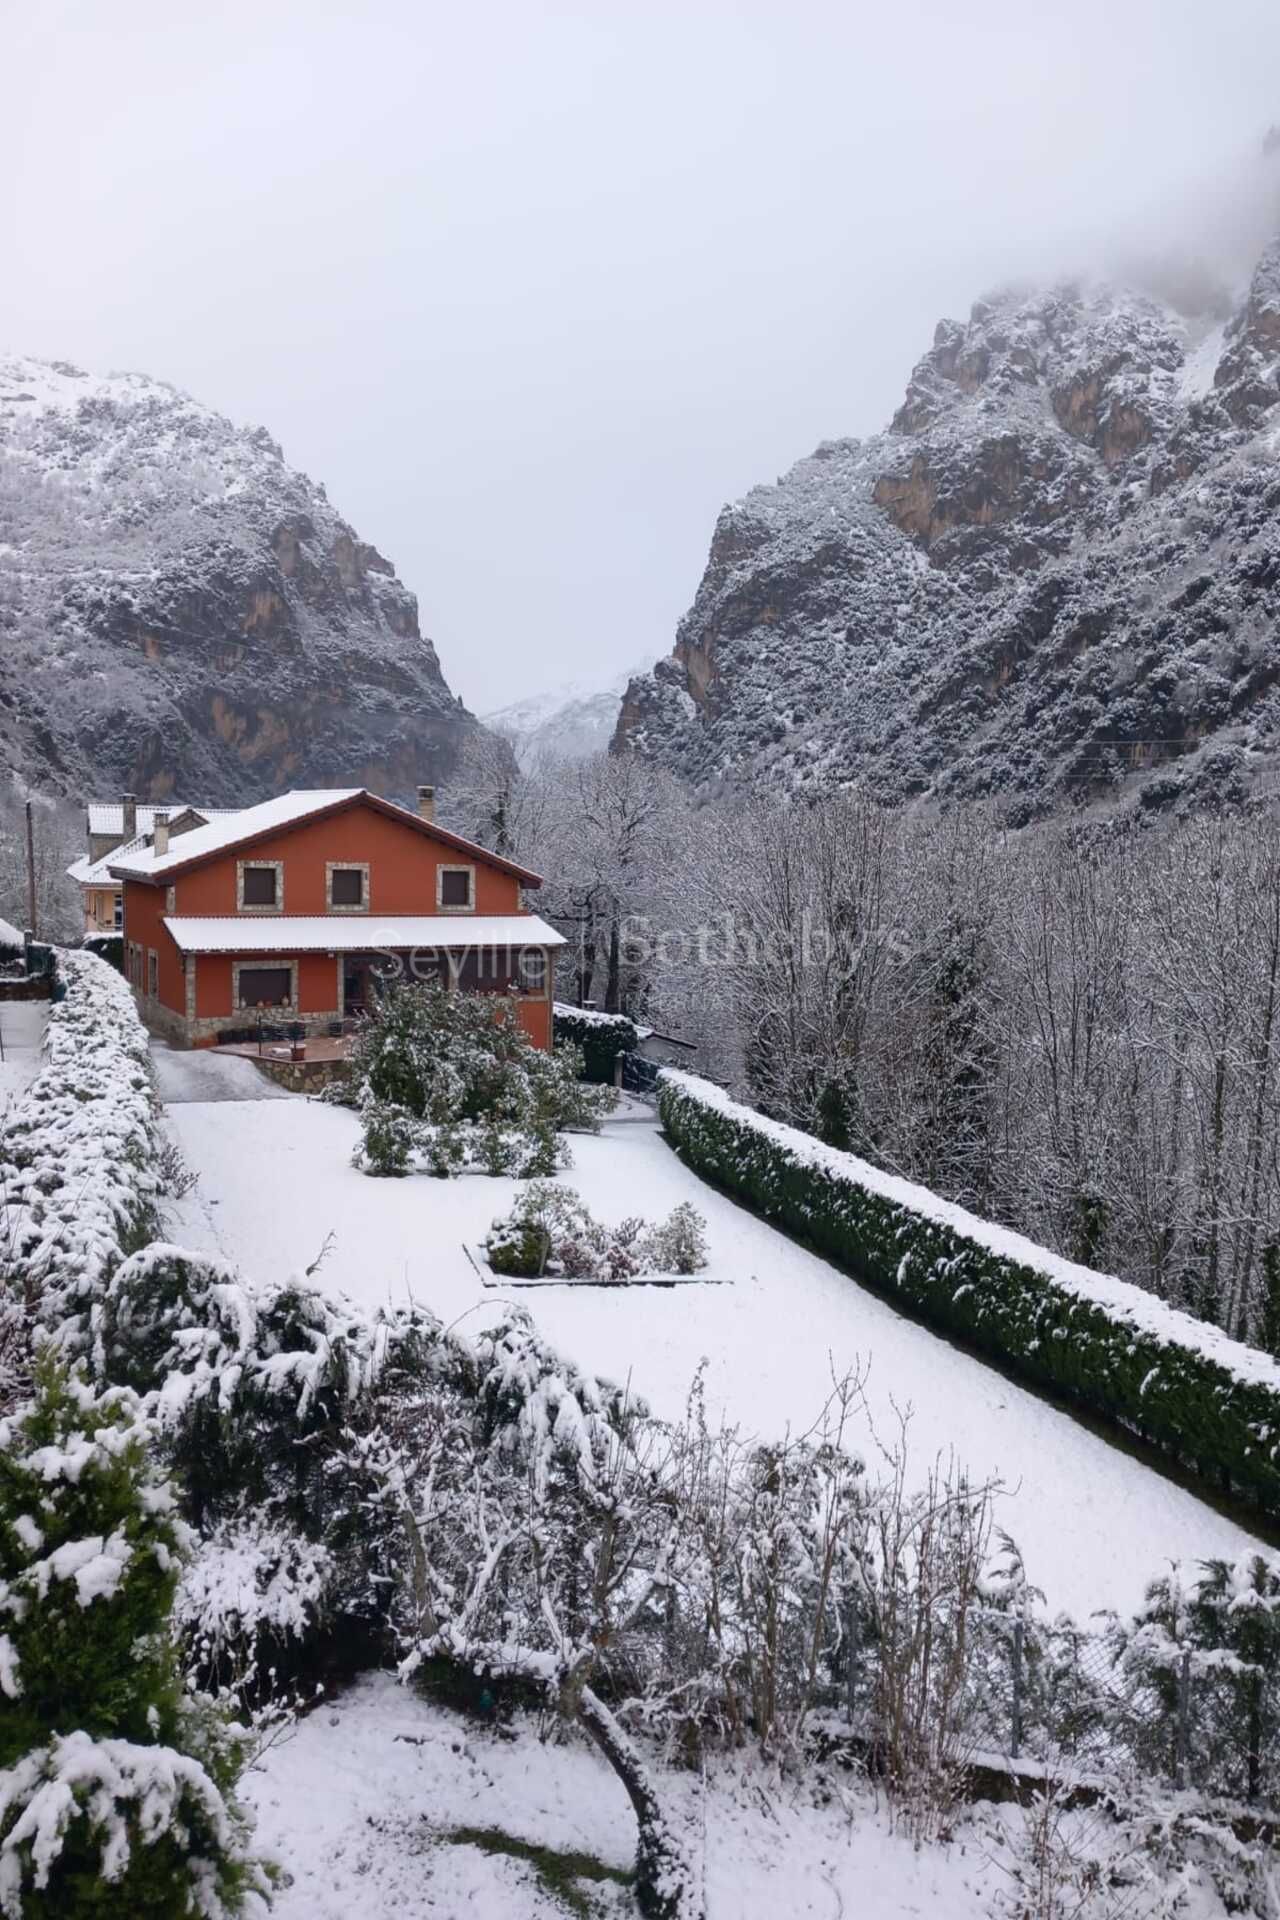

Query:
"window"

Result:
[[147, 950, 158, 996], [438, 865, 473, 910], [241, 865, 278, 907], [518, 949, 547, 993], [113, 893, 123, 931], [237, 966, 292, 1009], [329, 866, 365, 907]]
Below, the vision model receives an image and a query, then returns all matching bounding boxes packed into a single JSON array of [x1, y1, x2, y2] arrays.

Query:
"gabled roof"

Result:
[[68, 831, 151, 887], [108, 788, 544, 887], [162, 914, 566, 954]]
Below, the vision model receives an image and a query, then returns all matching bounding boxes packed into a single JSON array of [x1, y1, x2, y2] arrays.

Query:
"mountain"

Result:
[[0, 355, 488, 806], [484, 666, 644, 770], [614, 230, 1280, 818]]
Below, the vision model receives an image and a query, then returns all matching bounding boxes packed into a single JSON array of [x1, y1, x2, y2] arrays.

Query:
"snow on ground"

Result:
[[160, 1075, 1266, 1621], [247, 1673, 996, 1920], [0, 1001, 48, 1105]]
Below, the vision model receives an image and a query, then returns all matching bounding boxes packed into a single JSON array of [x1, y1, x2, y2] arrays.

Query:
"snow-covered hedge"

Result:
[[0, 950, 161, 1347], [552, 1003, 638, 1083], [657, 1070, 1280, 1518]]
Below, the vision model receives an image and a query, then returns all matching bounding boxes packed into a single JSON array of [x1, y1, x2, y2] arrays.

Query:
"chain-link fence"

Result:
[[960, 1610, 1277, 1806]]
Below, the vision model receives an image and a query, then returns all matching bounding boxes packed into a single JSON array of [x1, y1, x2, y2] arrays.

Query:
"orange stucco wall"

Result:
[[122, 879, 185, 1013], [170, 799, 527, 917]]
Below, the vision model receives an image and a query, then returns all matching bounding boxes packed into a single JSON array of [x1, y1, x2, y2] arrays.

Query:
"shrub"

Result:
[[657, 1070, 1280, 1518], [552, 1005, 639, 1084], [359, 1099, 416, 1177], [0, 1359, 271, 1917], [484, 1185, 707, 1282], [337, 985, 613, 1178], [0, 949, 161, 1351], [82, 934, 124, 974]]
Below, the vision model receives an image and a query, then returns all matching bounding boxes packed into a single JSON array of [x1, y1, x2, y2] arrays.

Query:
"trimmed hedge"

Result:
[[553, 1004, 639, 1084], [657, 1069, 1280, 1522], [84, 932, 124, 973], [0, 948, 161, 1349]]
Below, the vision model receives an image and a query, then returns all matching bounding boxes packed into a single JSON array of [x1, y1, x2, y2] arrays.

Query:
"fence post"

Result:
[[1011, 1619, 1024, 1761], [1174, 1650, 1191, 1789]]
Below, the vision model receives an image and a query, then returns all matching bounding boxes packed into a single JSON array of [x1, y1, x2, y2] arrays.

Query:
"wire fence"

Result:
[[956, 1611, 1276, 1808]]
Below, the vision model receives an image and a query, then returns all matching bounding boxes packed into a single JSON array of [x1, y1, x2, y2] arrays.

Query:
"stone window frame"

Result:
[[436, 863, 475, 913], [326, 860, 370, 914], [237, 858, 284, 914], [232, 957, 299, 1015], [147, 948, 159, 997]]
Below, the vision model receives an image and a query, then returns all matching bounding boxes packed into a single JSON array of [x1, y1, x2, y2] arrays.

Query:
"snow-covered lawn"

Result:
[[163, 1086, 1265, 1620], [0, 1000, 48, 1105], [247, 1673, 996, 1920]]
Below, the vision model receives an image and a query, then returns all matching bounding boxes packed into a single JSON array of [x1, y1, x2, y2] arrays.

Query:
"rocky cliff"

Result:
[[615, 231, 1280, 816], [0, 356, 487, 806]]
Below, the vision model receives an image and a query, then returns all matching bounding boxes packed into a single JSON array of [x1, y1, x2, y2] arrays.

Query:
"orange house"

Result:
[[109, 786, 563, 1050]]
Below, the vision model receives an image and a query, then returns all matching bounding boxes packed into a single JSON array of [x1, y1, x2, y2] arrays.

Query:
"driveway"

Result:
[[150, 1038, 297, 1104]]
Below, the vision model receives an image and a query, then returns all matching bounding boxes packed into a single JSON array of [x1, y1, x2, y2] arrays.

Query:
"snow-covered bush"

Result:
[[658, 1070, 1280, 1518], [552, 1003, 639, 1083], [101, 1241, 444, 1684], [0, 950, 161, 1352], [0, 1360, 270, 1917], [334, 983, 612, 1178], [483, 1184, 707, 1280]]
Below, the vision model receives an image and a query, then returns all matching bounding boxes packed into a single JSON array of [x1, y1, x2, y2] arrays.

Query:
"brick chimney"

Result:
[[122, 791, 137, 842], [417, 785, 435, 822], [153, 810, 170, 857]]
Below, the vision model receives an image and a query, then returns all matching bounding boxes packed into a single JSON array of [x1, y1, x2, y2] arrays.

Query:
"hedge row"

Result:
[[657, 1069, 1280, 1521], [552, 1003, 638, 1083], [0, 949, 162, 1350]]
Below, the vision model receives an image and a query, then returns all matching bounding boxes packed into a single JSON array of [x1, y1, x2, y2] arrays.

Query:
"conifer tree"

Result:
[[0, 1359, 270, 1918]]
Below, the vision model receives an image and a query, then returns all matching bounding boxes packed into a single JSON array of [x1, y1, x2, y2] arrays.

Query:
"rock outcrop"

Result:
[[0, 356, 488, 805], [614, 241, 1280, 817]]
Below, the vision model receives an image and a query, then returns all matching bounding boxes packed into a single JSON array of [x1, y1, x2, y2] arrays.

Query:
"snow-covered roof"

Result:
[[110, 791, 363, 878], [68, 831, 152, 887], [110, 788, 543, 886], [86, 802, 236, 837], [0, 916, 23, 948], [162, 914, 566, 954]]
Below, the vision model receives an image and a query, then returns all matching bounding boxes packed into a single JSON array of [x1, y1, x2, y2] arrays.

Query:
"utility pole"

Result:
[[25, 801, 37, 939]]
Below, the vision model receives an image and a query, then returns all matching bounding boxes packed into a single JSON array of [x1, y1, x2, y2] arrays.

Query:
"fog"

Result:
[[4, 0, 1280, 709]]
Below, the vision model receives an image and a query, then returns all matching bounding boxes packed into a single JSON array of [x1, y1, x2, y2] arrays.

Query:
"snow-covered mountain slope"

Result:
[[0, 355, 487, 805], [615, 231, 1280, 816], [484, 666, 644, 770]]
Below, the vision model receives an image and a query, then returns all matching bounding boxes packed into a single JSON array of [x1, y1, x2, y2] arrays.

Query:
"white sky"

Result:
[[4, 0, 1280, 709]]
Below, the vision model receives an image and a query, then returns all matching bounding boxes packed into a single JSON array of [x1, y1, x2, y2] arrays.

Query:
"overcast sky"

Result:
[[5, 2, 1280, 711]]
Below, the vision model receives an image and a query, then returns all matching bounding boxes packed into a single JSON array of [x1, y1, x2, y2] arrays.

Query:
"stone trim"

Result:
[[236, 858, 284, 914], [436, 863, 475, 913], [232, 957, 299, 1014], [325, 860, 370, 913], [147, 948, 159, 997]]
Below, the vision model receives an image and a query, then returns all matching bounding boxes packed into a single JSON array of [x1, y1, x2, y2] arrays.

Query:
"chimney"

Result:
[[122, 792, 137, 842], [417, 785, 435, 823], [153, 810, 170, 858]]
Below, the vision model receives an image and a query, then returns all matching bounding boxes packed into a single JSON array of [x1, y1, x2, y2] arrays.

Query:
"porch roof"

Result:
[[160, 914, 566, 955]]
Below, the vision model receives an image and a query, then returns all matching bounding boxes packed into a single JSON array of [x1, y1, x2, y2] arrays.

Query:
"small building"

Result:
[[67, 795, 234, 935], [108, 785, 563, 1049]]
